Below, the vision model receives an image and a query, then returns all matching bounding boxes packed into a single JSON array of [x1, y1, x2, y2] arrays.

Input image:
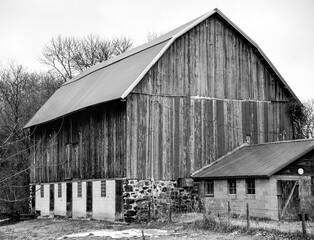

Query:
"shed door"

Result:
[[278, 180, 299, 220]]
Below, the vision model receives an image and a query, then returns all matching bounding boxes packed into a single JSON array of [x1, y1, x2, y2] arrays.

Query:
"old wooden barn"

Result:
[[24, 8, 300, 221]]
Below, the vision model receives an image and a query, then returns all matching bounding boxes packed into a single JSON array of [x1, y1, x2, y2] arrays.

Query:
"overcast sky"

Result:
[[0, 0, 313, 100]]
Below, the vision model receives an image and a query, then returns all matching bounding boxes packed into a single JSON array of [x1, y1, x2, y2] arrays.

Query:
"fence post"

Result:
[[246, 203, 250, 231], [227, 201, 231, 217], [168, 189, 172, 223], [301, 212, 307, 237], [148, 202, 151, 223]]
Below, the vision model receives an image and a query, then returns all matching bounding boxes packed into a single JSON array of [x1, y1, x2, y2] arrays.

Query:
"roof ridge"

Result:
[[246, 138, 314, 147]]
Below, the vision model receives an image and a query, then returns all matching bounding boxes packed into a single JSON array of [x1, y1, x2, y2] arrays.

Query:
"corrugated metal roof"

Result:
[[24, 8, 300, 128], [192, 139, 314, 179]]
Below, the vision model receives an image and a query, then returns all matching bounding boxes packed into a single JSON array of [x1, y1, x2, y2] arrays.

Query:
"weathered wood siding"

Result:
[[276, 150, 314, 176], [127, 14, 294, 180], [126, 94, 293, 180], [30, 100, 126, 183], [134, 14, 291, 101]]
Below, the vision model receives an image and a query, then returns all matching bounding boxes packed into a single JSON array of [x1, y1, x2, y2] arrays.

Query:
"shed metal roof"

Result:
[[192, 139, 314, 179], [24, 8, 300, 128]]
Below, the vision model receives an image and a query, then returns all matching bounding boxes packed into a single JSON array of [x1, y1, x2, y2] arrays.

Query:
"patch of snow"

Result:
[[57, 228, 169, 239]]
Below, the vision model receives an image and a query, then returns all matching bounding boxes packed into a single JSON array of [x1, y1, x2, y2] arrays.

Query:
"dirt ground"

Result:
[[0, 213, 314, 240], [0, 218, 267, 240]]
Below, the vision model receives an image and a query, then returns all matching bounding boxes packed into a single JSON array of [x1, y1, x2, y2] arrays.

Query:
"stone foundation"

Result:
[[123, 179, 199, 222]]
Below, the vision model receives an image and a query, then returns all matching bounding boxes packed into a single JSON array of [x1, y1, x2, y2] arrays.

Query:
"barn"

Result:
[[24, 8, 300, 221], [192, 139, 314, 220]]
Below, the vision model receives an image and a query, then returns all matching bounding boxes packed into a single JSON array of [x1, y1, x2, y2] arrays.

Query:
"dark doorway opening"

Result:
[[31, 185, 36, 212], [66, 183, 72, 217], [115, 180, 123, 220], [86, 182, 93, 216], [49, 184, 54, 212]]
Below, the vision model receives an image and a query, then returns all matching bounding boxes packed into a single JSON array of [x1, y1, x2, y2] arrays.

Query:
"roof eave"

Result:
[[192, 175, 269, 180], [23, 97, 122, 129]]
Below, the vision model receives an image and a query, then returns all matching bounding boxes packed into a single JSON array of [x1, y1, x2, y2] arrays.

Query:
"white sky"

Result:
[[0, 0, 313, 100]]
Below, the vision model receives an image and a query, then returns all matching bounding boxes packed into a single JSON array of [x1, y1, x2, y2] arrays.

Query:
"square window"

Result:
[[228, 179, 237, 194], [246, 179, 255, 194], [40, 184, 44, 198], [101, 181, 106, 197], [204, 180, 214, 196], [77, 182, 82, 198], [58, 183, 62, 198]]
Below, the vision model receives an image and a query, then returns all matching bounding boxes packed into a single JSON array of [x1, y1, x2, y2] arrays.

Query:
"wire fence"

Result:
[[202, 201, 314, 237]]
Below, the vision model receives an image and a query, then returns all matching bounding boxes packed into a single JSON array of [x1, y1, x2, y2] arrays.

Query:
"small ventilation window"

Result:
[[101, 181, 106, 197], [40, 184, 44, 198], [58, 183, 62, 198], [77, 182, 82, 198]]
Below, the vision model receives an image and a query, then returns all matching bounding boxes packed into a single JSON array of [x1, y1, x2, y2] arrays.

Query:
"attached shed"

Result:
[[192, 139, 314, 220]]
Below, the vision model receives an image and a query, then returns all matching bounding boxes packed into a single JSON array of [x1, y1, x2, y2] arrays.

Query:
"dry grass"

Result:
[[0, 213, 313, 239]]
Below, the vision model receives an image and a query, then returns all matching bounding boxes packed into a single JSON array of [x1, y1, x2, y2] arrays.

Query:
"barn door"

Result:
[[115, 180, 124, 220], [66, 183, 72, 217], [278, 180, 299, 220]]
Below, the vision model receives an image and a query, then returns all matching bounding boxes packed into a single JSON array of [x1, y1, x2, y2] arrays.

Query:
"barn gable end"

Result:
[[126, 12, 295, 180]]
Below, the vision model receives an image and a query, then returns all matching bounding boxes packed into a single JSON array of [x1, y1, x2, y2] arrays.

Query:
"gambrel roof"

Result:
[[24, 8, 300, 128], [192, 139, 314, 179]]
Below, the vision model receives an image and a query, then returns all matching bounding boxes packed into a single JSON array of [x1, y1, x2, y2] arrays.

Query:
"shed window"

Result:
[[101, 181, 106, 197], [77, 182, 82, 198], [246, 179, 255, 194], [40, 184, 44, 198], [58, 183, 62, 198], [204, 180, 214, 196], [228, 179, 237, 194]]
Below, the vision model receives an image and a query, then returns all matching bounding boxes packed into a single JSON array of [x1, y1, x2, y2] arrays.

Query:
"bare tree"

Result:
[[146, 31, 164, 42], [302, 99, 314, 138], [40, 35, 134, 82], [289, 99, 314, 139], [0, 62, 62, 212], [112, 36, 134, 55]]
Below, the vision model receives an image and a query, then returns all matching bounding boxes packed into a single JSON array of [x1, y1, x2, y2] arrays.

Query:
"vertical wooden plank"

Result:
[[208, 18, 215, 97], [189, 99, 195, 172], [253, 102, 258, 144], [173, 97, 180, 179], [236, 38, 242, 99], [184, 97, 191, 175], [215, 18, 224, 99], [157, 97, 163, 180], [193, 99, 201, 171], [216, 100, 225, 158], [178, 98, 185, 177]]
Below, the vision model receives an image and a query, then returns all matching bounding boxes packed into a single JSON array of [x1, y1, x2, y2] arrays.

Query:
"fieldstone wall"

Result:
[[123, 179, 199, 222]]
